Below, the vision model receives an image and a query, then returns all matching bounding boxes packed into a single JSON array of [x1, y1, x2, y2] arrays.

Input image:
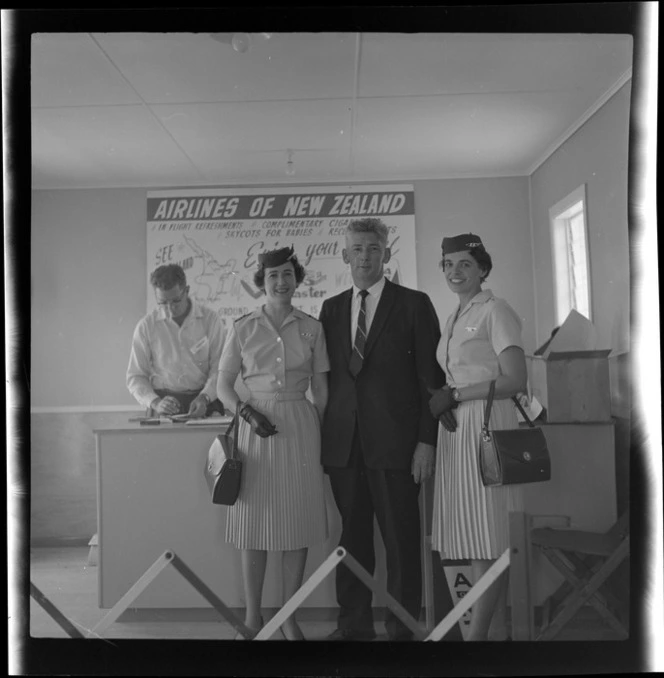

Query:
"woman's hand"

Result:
[[240, 404, 278, 438], [427, 386, 458, 418], [438, 410, 457, 433]]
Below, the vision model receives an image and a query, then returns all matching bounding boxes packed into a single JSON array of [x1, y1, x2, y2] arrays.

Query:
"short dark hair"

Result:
[[346, 218, 389, 246], [470, 247, 493, 282], [253, 255, 306, 290], [439, 247, 493, 282], [150, 264, 187, 290]]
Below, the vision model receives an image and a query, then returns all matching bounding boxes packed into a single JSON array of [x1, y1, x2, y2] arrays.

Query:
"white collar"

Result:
[[352, 276, 386, 299]]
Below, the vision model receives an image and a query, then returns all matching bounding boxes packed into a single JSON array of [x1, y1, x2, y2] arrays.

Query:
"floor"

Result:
[[28, 546, 626, 642]]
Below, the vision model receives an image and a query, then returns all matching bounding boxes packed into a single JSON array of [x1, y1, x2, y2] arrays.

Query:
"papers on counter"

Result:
[[186, 415, 234, 426], [133, 414, 234, 425]]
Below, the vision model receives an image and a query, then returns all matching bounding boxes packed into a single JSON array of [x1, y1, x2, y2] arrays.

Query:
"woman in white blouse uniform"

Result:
[[428, 233, 527, 641], [217, 247, 329, 641]]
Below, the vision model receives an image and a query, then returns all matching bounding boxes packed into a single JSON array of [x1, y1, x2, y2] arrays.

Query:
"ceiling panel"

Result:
[[359, 32, 632, 97], [29, 31, 633, 189], [353, 91, 593, 175], [154, 98, 352, 161], [93, 32, 358, 104], [32, 106, 201, 188], [198, 148, 354, 186], [31, 33, 141, 108]]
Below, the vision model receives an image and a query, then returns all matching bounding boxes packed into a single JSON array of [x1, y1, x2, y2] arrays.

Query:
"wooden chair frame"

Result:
[[509, 511, 630, 641]]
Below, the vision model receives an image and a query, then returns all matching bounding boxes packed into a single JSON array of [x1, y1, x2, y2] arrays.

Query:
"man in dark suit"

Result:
[[320, 217, 450, 641]]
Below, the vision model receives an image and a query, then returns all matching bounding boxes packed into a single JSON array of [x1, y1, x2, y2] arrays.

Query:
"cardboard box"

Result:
[[530, 311, 613, 423], [545, 349, 612, 422]]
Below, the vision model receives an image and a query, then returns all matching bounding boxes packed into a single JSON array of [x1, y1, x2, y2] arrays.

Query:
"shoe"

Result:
[[326, 627, 376, 641], [234, 616, 263, 640]]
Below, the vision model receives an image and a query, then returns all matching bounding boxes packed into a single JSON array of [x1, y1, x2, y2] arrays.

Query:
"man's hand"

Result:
[[240, 404, 278, 438], [427, 386, 457, 418], [439, 410, 457, 433], [187, 394, 209, 419], [152, 395, 181, 416], [411, 443, 435, 484]]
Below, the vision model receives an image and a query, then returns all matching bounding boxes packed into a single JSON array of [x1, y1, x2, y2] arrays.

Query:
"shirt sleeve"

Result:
[[311, 322, 330, 374], [218, 322, 243, 375], [200, 312, 226, 401], [126, 319, 159, 409], [488, 299, 524, 356]]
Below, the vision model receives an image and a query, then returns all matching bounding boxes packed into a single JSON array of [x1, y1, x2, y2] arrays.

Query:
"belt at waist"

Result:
[[154, 388, 200, 396], [249, 391, 305, 401]]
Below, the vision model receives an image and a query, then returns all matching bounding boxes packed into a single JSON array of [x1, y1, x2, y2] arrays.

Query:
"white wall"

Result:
[[31, 189, 147, 409], [414, 177, 534, 352], [529, 82, 631, 415]]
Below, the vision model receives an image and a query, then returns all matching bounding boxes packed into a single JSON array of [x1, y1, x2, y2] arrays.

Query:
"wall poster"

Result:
[[147, 184, 416, 330]]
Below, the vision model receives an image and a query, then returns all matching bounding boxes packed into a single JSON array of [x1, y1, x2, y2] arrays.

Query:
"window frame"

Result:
[[548, 184, 593, 324]]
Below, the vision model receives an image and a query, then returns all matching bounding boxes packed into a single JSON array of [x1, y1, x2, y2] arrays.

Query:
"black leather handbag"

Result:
[[204, 403, 242, 505], [479, 381, 551, 487]]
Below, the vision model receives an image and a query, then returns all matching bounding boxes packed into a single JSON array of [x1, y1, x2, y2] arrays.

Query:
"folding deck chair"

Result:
[[510, 511, 630, 641]]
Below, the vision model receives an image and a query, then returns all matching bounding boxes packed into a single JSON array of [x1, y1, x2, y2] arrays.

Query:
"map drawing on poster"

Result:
[[146, 185, 417, 330]]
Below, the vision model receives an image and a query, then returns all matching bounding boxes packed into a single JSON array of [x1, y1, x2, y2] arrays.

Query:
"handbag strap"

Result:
[[511, 394, 536, 427], [484, 380, 536, 429], [232, 400, 242, 458], [483, 380, 496, 431]]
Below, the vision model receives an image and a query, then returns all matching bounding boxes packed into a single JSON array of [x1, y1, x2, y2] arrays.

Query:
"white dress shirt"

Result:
[[350, 276, 386, 344], [126, 299, 226, 408]]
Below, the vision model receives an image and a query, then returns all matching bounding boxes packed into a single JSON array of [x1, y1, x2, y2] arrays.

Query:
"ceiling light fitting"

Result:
[[285, 150, 295, 177], [231, 33, 251, 53], [209, 32, 271, 53]]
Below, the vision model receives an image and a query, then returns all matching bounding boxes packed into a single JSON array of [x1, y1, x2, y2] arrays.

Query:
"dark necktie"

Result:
[[349, 290, 369, 377]]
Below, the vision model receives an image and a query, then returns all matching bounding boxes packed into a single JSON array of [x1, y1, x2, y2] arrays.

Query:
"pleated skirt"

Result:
[[225, 394, 328, 551], [431, 398, 524, 560]]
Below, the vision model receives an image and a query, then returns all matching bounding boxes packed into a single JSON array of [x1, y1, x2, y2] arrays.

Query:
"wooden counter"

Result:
[[94, 422, 344, 609]]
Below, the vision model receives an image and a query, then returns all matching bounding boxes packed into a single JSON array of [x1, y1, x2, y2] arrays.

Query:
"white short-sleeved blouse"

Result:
[[437, 288, 523, 388], [219, 306, 329, 394]]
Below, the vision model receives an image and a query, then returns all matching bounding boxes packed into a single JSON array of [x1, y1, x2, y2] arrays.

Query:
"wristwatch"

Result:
[[452, 388, 462, 403]]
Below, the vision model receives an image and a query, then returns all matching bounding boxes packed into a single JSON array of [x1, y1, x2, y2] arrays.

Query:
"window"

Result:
[[549, 185, 592, 325]]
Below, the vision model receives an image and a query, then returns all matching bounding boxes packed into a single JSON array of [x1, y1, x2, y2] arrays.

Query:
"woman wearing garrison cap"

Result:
[[216, 246, 329, 641], [428, 233, 527, 641]]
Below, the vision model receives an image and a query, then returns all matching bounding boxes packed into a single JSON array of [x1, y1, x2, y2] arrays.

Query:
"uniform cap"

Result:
[[257, 246, 296, 268], [441, 233, 485, 255]]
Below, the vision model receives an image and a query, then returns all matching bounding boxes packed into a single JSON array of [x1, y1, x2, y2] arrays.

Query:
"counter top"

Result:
[[93, 419, 231, 433]]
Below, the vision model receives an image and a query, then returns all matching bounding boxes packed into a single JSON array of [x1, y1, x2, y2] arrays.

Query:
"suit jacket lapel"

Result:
[[339, 288, 353, 362], [364, 278, 397, 359]]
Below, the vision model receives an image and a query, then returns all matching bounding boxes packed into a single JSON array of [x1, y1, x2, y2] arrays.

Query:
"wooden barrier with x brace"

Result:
[[52, 546, 510, 640]]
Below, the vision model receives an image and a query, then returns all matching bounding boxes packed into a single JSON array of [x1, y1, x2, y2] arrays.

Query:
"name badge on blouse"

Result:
[[190, 336, 209, 353], [465, 326, 478, 333]]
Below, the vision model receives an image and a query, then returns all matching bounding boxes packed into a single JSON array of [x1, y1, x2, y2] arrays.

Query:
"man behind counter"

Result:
[[127, 264, 226, 418]]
